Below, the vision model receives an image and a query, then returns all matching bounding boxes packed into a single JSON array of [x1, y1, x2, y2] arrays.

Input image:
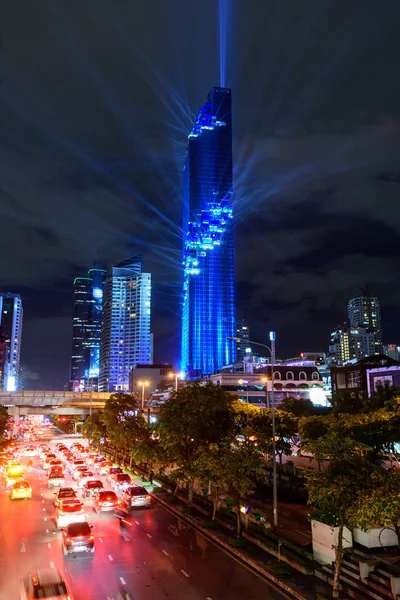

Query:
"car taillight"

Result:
[[89, 534, 94, 541], [117, 500, 120, 504], [98, 501, 103, 505], [66, 537, 71, 543], [146, 495, 151, 500]]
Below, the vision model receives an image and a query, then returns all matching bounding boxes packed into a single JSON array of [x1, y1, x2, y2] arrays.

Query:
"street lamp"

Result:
[[137, 381, 149, 411], [169, 371, 184, 392], [228, 331, 278, 532]]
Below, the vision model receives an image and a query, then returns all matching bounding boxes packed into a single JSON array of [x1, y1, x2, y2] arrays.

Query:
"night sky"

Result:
[[1, 1, 400, 389]]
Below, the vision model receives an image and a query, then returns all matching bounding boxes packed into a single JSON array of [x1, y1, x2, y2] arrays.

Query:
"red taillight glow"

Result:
[[89, 534, 94, 541], [98, 501, 103, 505], [65, 537, 71, 543], [146, 495, 151, 500], [117, 500, 120, 504]]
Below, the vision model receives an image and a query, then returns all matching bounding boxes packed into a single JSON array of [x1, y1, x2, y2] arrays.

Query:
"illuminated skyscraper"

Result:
[[70, 268, 107, 391], [99, 255, 151, 392], [348, 288, 382, 354], [181, 87, 235, 377], [0, 293, 23, 390]]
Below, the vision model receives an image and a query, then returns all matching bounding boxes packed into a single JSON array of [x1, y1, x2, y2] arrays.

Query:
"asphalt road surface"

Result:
[[0, 434, 289, 600]]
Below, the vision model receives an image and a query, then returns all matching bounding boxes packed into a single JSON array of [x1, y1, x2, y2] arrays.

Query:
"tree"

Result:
[[352, 469, 400, 544], [302, 433, 375, 599], [158, 382, 236, 504], [279, 396, 316, 417], [129, 420, 167, 482], [195, 441, 267, 535], [84, 412, 107, 447], [101, 393, 140, 462]]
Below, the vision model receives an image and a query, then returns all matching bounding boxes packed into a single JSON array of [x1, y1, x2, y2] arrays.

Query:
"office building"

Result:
[[129, 364, 173, 394], [0, 293, 23, 390], [70, 268, 107, 392], [235, 320, 251, 363], [99, 255, 151, 392], [384, 344, 400, 362], [348, 288, 382, 353], [181, 87, 235, 377]]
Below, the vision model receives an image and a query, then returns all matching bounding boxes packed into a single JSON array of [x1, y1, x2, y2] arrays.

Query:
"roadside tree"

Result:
[[158, 382, 236, 504], [301, 432, 376, 599]]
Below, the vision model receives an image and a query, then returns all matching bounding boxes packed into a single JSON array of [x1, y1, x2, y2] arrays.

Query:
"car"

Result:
[[92, 490, 120, 512], [82, 480, 103, 498], [61, 521, 94, 556], [6, 475, 25, 489], [42, 454, 56, 470], [96, 460, 112, 475], [54, 487, 76, 508], [121, 486, 151, 509], [47, 472, 65, 488], [112, 473, 132, 492], [66, 459, 85, 474], [4, 463, 24, 480], [45, 459, 63, 473], [72, 466, 89, 481], [20, 567, 73, 600], [10, 479, 32, 500], [106, 466, 123, 482], [24, 445, 37, 456], [77, 471, 96, 488], [56, 498, 85, 529]]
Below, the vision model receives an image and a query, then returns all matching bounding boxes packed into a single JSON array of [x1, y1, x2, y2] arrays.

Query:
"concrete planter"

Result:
[[311, 520, 352, 565], [353, 526, 399, 549]]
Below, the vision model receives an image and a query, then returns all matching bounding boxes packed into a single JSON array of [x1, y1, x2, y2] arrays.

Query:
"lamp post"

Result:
[[169, 372, 184, 392], [228, 332, 278, 532], [137, 381, 149, 411]]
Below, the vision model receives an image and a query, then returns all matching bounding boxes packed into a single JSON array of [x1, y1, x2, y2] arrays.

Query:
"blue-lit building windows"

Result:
[[181, 88, 235, 377]]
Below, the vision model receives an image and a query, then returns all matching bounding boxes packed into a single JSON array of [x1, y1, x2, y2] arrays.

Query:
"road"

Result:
[[0, 434, 288, 600]]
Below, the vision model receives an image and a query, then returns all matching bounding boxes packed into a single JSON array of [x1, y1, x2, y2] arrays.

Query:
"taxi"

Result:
[[10, 479, 32, 500]]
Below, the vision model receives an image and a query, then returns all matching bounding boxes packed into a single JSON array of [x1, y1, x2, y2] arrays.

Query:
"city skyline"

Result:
[[1, 2, 400, 388]]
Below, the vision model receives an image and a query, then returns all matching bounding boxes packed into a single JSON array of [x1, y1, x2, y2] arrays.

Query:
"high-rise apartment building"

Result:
[[0, 293, 23, 390], [70, 268, 107, 391], [99, 255, 151, 392], [348, 288, 382, 353], [235, 320, 251, 363], [329, 326, 351, 366], [181, 87, 235, 377]]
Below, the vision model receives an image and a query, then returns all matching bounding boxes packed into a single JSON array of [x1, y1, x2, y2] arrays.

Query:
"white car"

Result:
[[77, 472, 96, 489], [72, 466, 89, 481], [23, 446, 37, 457], [56, 498, 85, 529]]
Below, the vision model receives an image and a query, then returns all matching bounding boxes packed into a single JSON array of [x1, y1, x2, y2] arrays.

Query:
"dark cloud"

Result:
[[1, 1, 400, 387]]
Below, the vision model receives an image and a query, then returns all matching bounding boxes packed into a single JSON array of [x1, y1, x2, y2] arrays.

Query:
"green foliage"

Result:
[[84, 412, 107, 445], [268, 561, 292, 576], [230, 537, 247, 548], [351, 469, 400, 540], [0, 406, 9, 436], [158, 382, 236, 500], [279, 396, 316, 417], [100, 393, 143, 458]]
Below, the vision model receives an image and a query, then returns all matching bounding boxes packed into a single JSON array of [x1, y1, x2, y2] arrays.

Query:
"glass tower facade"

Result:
[[181, 87, 235, 377], [99, 255, 152, 392], [70, 268, 107, 391], [0, 293, 23, 390]]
